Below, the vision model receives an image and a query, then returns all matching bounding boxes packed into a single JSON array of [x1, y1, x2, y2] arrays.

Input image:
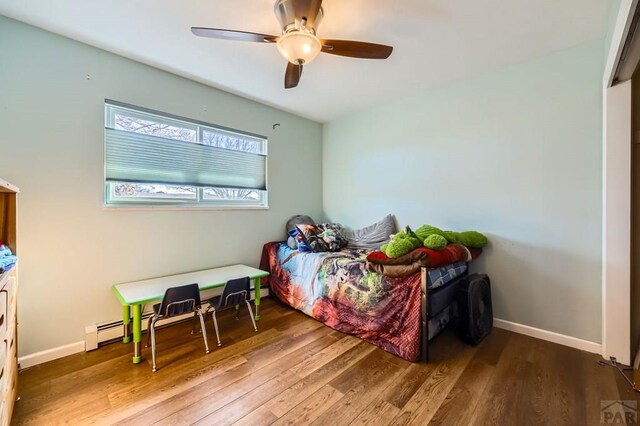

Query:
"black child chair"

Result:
[[146, 283, 210, 372], [202, 276, 258, 347]]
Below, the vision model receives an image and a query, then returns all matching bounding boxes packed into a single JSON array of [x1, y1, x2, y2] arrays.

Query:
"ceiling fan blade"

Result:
[[285, 62, 303, 89], [321, 40, 393, 59], [191, 27, 278, 43]]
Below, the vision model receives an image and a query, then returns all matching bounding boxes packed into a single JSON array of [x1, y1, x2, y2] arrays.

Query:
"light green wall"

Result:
[[0, 16, 323, 356], [605, 0, 622, 60], [323, 40, 604, 343]]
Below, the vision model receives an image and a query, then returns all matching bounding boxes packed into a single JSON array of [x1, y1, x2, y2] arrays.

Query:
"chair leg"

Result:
[[246, 301, 258, 332], [197, 309, 211, 353], [150, 319, 158, 372], [235, 304, 240, 320], [191, 311, 199, 335], [212, 310, 222, 347], [145, 315, 153, 348]]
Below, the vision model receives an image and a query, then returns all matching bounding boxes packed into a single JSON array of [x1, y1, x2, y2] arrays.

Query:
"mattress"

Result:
[[426, 261, 467, 290]]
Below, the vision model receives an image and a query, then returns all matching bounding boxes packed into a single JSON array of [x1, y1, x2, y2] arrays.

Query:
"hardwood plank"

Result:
[[270, 384, 344, 426], [381, 331, 461, 410], [269, 341, 376, 415], [242, 318, 328, 362], [192, 370, 303, 426], [16, 342, 200, 422], [46, 395, 112, 425], [382, 362, 437, 410], [198, 339, 375, 425], [389, 337, 477, 425], [232, 405, 279, 426], [236, 339, 375, 425], [468, 332, 536, 426], [308, 351, 405, 425], [101, 354, 247, 425], [328, 349, 406, 394], [106, 329, 279, 406], [18, 338, 131, 393], [289, 335, 362, 378], [91, 318, 294, 424], [472, 327, 510, 366], [351, 399, 400, 426], [149, 330, 337, 425], [428, 359, 494, 425], [508, 337, 588, 426]]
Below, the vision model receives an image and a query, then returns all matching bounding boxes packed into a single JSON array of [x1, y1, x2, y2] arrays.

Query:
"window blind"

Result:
[[105, 128, 267, 191]]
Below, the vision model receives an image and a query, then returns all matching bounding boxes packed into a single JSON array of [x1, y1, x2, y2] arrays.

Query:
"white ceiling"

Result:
[[0, 0, 609, 122]]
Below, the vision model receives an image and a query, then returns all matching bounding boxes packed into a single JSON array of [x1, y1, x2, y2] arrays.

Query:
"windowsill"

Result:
[[102, 204, 269, 212]]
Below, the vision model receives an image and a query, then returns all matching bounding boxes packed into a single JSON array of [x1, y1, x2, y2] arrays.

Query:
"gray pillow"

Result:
[[285, 215, 316, 249], [286, 215, 315, 232], [343, 214, 397, 250]]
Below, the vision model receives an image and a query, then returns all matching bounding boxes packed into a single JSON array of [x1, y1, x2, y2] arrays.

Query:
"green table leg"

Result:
[[122, 305, 132, 343], [253, 277, 261, 321], [132, 304, 142, 364]]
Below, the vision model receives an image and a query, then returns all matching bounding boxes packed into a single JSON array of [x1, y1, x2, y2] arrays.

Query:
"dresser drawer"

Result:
[[0, 341, 7, 399], [0, 340, 6, 375], [1, 278, 15, 323], [4, 347, 16, 397], [4, 332, 14, 366], [0, 292, 7, 341], [0, 337, 15, 426]]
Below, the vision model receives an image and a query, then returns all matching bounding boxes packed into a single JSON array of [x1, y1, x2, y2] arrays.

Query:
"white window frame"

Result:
[[104, 101, 268, 209]]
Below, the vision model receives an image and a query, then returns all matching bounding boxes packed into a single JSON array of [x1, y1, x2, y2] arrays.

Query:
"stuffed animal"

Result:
[[380, 226, 422, 258], [443, 230, 488, 248], [381, 224, 488, 258], [415, 225, 448, 241], [384, 238, 414, 258], [424, 234, 448, 250], [417, 224, 488, 249]]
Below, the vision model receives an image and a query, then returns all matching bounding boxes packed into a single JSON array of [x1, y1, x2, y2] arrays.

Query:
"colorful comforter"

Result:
[[261, 242, 423, 361]]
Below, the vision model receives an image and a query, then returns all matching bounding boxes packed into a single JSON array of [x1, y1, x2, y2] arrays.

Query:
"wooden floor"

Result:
[[12, 298, 640, 425]]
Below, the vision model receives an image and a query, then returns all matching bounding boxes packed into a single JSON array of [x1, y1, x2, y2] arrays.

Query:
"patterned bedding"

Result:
[[261, 242, 425, 361]]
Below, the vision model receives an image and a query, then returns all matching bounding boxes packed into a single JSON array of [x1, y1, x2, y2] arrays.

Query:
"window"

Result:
[[104, 100, 268, 208]]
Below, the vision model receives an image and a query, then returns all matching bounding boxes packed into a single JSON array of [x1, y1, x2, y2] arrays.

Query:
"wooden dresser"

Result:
[[0, 179, 18, 425]]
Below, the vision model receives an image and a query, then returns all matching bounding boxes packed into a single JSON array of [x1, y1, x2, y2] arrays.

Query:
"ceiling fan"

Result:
[[191, 0, 393, 89]]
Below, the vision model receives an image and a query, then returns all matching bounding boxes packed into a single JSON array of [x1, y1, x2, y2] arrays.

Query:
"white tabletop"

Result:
[[113, 264, 269, 305]]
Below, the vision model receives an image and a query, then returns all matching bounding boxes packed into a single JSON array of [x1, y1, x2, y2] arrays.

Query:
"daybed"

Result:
[[260, 241, 481, 362]]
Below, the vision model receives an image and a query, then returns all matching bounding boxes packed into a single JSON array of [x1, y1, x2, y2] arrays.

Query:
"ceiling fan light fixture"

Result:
[[191, 0, 393, 88], [276, 31, 321, 65]]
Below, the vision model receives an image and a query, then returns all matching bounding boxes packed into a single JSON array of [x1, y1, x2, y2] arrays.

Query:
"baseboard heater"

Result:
[[85, 288, 269, 350]]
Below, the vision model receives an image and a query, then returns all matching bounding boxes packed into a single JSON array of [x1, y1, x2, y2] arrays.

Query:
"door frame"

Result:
[[602, 0, 638, 365]]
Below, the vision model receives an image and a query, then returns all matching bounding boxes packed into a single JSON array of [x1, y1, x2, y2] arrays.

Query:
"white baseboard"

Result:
[[494, 318, 602, 354], [18, 341, 86, 370]]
